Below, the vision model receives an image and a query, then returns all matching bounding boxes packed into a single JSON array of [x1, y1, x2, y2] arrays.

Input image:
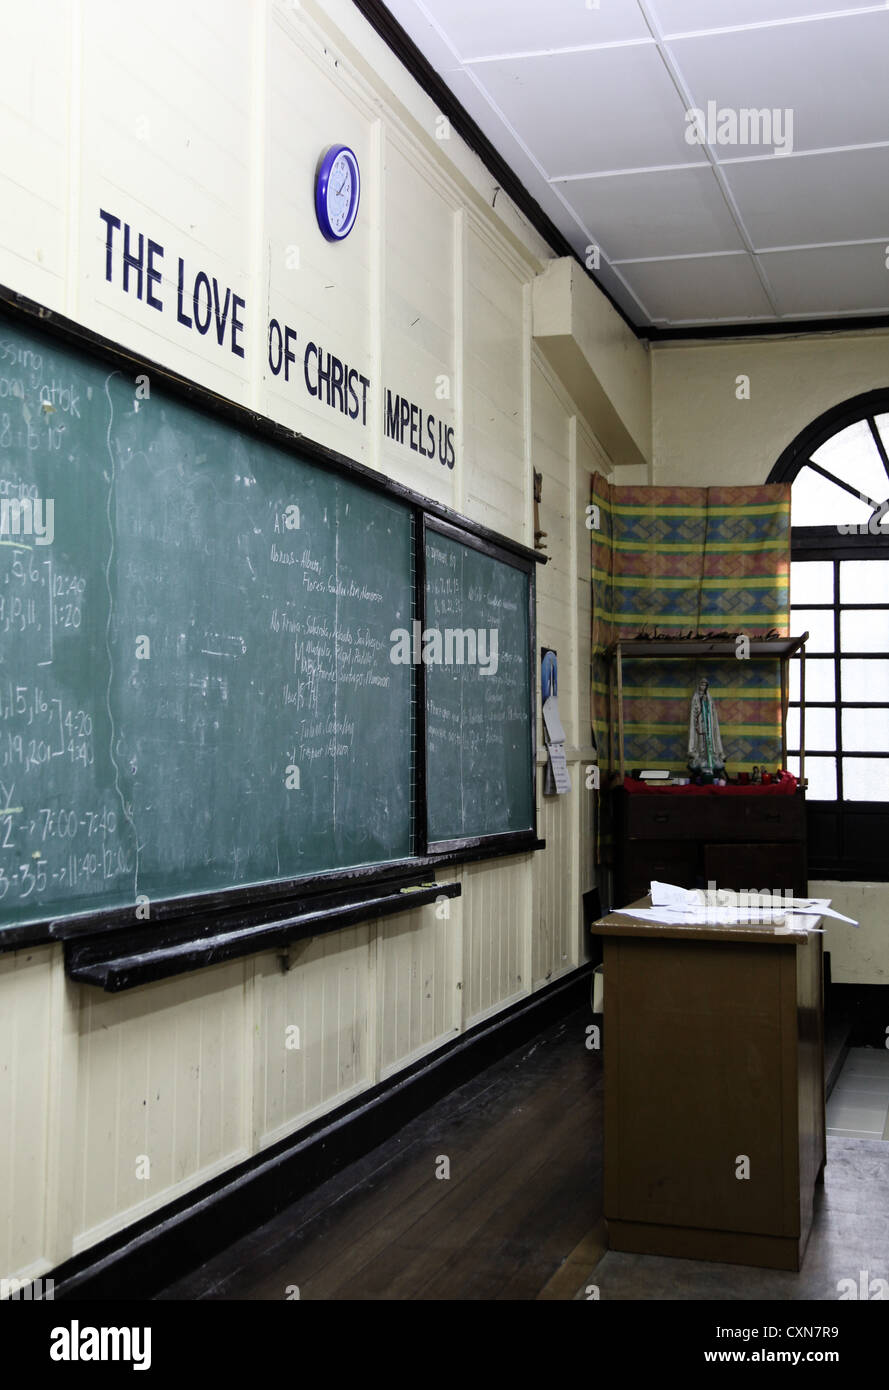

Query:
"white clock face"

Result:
[[327, 153, 355, 233]]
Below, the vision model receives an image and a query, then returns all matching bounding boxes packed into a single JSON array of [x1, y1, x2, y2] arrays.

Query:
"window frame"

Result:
[[769, 390, 889, 881]]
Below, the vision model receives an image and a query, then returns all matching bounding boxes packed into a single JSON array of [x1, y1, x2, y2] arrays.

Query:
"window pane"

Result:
[[840, 609, 889, 653], [841, 708, 889, 752], [842, 758, 889, 801], [790, 560, 833, 605], [790, 658, 835, 702], [788, 706, 836, 751], [811, 419, 889, 509], [876, 413, 889, 459], [788, 755, 837, 800], [842, 659, 889, 702], [794, 609, 834, 653], [791, 466, 873, 528], [840, 560, 889, 603]]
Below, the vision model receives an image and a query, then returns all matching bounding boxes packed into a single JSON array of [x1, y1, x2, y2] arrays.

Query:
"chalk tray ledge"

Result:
[[58, 875, 462, 992]]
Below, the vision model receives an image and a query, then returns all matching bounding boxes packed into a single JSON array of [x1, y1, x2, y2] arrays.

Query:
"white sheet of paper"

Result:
[[784, 902, 858, 925], [542, 694, 566, 746], [650, 881, 696, 908], [547, 741, 571, 794], [611, 905, 822, 932]]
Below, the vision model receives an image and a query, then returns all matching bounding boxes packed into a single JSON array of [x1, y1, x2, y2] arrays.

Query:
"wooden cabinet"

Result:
[[613, 787, 808, 906], [591, 903, 826, 1271]]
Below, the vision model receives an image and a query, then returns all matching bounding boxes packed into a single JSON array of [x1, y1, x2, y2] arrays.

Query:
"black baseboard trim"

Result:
[[47, 963, 593, 1300]]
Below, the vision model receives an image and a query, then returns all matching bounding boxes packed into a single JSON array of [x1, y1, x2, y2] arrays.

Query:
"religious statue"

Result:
[[688, 677, 726, 778]]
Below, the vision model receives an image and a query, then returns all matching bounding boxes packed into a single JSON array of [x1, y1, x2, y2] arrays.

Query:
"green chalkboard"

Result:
[[425, 527, 533, 845], [0, 316, 414, 928]]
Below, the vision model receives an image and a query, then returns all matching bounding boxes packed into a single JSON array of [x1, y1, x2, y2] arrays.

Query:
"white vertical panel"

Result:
[[534, 790, 574, 986], [0, 0, 70, 308], [0, 946, 54, 1282], [463, 860, 529, 1026], [262, 10, 375, 461], [43, 950, 81, 1269], [463, 221, 527, 538], [255, 925, 371, 1149], [378, 900, 460, 1078], [72, 960, 249, 1252], [453, 209, 467, 516], [575, 420, 604, 959], [527, 356, 610, 981], [247, 0, 269, 415], [76, 0, 254, 403], [531, 353, 573, 741], [381, 135, 458, 504]]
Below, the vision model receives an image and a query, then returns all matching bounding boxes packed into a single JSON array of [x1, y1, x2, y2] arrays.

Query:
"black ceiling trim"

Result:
[[353, 1, 889, 345], [645, 313, 889, 343]]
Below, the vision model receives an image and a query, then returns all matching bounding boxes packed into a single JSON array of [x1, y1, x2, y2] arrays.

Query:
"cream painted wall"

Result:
[[0, 0, 628, 1283], [651, 331, 889, 984], [652, 330, 889, 488]]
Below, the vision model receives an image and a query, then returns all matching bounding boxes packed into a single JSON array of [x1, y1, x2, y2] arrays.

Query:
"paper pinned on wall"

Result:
[[541, 654, 570, 795], [542, 694, 570, 794], [542, 694, 566, 746], [546, 739, 572, 795]]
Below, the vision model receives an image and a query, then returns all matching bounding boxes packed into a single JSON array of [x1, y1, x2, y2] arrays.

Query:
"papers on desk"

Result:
[[651, 880, 858, 923], [609, 881, 859, 929], [612, 906, 814, 929]]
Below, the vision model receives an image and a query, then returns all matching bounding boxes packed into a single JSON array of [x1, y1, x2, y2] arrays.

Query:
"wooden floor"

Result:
[[155, 992, 889, 1302], [157, 1007, 605, 1300]]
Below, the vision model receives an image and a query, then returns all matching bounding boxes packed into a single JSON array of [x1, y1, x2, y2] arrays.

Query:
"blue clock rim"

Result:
[[315, 144, 360, 242]]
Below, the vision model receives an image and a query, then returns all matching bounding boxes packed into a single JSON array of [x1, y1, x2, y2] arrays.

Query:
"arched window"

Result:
[[769, 390, 889, 881]]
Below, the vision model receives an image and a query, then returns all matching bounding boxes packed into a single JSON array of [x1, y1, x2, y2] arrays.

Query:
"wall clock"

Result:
[[315, 145, 360, 242]]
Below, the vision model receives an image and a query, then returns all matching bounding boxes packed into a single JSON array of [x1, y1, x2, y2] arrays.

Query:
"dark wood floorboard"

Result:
[[157, 1007, 602, 1301], [333, 1088, 599, 1300]]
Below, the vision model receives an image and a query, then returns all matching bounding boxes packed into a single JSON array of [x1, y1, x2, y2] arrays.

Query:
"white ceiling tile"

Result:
[[649, 0, 877, 36], [725, 147, 889, 249], [396, 0, 651, 61], [438, 70, 602, 240], [616, 252, 775, 322], [668, 11, 889, 155], [474, 45, 707, 176], [758, 243, 889, 316], [440, 69, 559, 188], [562, 165, 745, 259]]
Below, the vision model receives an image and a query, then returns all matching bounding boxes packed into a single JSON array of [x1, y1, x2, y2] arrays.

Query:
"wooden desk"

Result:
[[591, 899, 825, 1271]]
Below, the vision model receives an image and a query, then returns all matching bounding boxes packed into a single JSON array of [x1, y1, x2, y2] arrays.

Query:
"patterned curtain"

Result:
[[591, 476, 791, 789]]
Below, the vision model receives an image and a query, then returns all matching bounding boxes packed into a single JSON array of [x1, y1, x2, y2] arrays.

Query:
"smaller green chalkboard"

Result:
[[425, 525, 534, 846]]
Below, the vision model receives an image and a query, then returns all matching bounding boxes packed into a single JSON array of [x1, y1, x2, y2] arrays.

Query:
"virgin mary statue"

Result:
[[688, 677, 726, 776]]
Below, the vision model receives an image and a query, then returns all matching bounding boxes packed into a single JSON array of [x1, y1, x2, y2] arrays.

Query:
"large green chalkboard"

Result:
[[425, 528, 533, 845], [0, 308, 538, 937], [0, 316, 413, 928]]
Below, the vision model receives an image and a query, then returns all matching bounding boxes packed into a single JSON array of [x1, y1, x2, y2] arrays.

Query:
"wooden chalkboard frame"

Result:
[[0, 286, 546, 968]]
